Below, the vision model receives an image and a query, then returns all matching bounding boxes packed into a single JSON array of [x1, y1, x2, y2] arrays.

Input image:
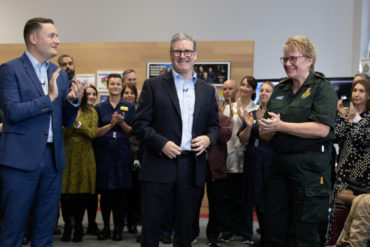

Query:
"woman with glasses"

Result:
[[259, 35, 338, 247]]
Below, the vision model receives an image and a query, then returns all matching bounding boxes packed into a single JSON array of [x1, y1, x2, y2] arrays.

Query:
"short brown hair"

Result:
[[24, 17, 54, 47]]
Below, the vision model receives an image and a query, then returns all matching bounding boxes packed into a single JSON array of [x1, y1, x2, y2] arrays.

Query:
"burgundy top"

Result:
[[208, 113, 232, 180]]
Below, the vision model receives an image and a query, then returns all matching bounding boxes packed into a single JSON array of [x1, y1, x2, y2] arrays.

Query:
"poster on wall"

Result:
[[194, 62, 230, 85], [146, 62, 230, 85], [75, 74, 95, 86], [146, 63, 172, 79], [361, 58, 370, 76], [97, 70, 123, 92]]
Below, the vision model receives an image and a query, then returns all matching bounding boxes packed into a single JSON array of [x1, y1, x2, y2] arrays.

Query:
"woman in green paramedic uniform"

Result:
[[259, 35, 338, 247]]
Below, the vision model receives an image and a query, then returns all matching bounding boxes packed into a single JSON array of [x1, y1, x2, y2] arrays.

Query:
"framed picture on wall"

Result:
[[147, 62, 172, 79], [146, 62, 231, 86], [194, 62, 230, 85]]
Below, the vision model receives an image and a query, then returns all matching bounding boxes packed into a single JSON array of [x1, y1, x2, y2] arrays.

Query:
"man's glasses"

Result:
[[171, 50, 194, 57], [280, 56, 305, 64]]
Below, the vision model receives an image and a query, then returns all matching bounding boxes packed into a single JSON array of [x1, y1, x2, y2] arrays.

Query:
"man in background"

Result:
[[58, 54, 75, 82]]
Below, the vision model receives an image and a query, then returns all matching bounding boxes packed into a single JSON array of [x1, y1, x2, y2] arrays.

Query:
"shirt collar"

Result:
[[25, 51, 49, 70], [172, 69, 197, 84]]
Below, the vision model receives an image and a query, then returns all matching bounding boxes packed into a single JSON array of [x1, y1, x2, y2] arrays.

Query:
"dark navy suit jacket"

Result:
[[0, 52, 78, 172], [133, 71, 219, 187]]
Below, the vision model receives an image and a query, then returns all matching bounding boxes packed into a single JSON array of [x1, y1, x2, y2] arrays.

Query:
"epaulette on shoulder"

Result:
[[279, 77, 289, 84], [314, 72, 325, 79]]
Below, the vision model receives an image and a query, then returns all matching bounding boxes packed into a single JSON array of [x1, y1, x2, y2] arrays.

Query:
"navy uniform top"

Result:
[[93, 99, 136, 190], [266, 72, 337, 153], [95, 99, 135, 132]]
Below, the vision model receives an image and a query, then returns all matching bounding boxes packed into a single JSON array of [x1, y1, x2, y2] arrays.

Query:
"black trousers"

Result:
[[141, 154, 201, 247], [192, 170, 226, 242], [61, 195, 87, 227], [100, 190, 127, 230]]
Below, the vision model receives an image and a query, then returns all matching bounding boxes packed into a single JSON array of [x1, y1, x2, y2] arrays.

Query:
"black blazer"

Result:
[[133, 71, 219, 186]]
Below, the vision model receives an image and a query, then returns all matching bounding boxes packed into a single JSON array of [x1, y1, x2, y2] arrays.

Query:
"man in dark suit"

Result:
[[133, 33, 219, 247], [0, 17, 84, 247]]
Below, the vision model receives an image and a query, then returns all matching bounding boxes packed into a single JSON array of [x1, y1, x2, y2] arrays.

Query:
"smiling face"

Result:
[[259, 83, 274, 105], [123, 72, 137, 85], [107, 77, 123, 97], [85, 87, 97, 106], [351, 82, 369, 107], [29, 23, 59, 63], [170, 39, 197, 79], [123, 87, 136, 104], [239, 78, 255, 98], [283, 49, 312, 83]]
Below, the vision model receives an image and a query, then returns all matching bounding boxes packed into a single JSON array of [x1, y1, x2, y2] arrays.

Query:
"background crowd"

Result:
[[0, 18, 369, 247]]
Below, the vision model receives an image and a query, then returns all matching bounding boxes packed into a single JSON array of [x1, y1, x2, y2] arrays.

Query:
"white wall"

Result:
[[0, 0, 365, 78]]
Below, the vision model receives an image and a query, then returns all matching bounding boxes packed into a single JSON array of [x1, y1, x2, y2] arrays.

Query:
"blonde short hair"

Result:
[[284, 35, 316, 72]]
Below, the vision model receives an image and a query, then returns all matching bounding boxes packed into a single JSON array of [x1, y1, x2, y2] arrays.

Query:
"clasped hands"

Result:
[[161, 135, 210, 159], [258, 112, 282, 133], [49, 68, 86, 103], [110, 112, 125, 126]]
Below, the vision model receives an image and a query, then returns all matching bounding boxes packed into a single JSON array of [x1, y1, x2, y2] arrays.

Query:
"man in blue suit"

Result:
[[133, 33, 219, 247], [0, 17, 84, 246]]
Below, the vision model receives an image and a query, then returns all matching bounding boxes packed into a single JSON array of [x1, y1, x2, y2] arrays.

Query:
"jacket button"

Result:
[[44, 132, 48, 136]]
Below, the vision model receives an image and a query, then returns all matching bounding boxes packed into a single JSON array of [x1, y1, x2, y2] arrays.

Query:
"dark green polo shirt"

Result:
[[266, 72, 337, 153]]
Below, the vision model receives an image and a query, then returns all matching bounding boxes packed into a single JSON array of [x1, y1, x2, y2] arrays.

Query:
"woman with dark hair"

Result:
[[221, 76, 259, 243], [325, 79, 370, 246], [238, 81, 275, 246], [122, 83, 142, 235], [61, 85, 98, 242], [93, 74, 135, 241]]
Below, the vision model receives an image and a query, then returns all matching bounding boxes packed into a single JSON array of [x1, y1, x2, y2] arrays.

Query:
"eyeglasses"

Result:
[[280, 56, 305, 64], [171, 50, 194, 57]]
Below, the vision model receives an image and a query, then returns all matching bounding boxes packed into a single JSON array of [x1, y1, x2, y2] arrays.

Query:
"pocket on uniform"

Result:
[[301, 181, 330, 223]]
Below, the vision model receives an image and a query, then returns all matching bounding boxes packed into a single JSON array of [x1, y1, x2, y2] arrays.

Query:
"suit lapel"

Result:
[[162, 72, 181, 118], [22, 53, 46, 96]]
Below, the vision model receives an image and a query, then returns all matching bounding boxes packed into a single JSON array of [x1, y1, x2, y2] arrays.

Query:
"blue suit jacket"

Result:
[[133, 71, 219, 186], [0, 53, 78, 172]]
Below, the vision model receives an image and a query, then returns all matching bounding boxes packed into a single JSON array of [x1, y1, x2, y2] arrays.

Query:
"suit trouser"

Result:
[[221, 173, 252, 239], [0, 146, 62, 247], [141, 154, 201, 247]]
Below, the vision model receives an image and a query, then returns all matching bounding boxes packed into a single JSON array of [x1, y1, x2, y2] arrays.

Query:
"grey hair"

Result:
[[122, 69, 136, 80], [57, 54, 74, 65], [170, 33, 196, 51]]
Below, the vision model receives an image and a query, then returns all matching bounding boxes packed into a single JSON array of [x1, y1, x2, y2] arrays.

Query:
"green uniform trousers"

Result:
[[264, 149, 331, 247]]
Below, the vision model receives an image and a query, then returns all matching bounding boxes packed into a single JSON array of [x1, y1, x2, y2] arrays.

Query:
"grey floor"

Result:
[[43, 214, 260, 247]]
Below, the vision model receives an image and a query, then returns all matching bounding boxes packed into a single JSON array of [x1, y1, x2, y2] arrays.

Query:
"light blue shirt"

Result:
[[25, 51, 54, 143], [172, 69, 197, 151]]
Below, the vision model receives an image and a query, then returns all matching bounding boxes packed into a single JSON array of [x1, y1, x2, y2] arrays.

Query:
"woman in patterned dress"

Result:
[[61, 85, 98, 242], [325, 79, 370, 246]]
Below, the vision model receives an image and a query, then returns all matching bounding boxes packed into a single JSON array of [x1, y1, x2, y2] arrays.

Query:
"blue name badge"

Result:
[[275, 95, 284, 100]]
